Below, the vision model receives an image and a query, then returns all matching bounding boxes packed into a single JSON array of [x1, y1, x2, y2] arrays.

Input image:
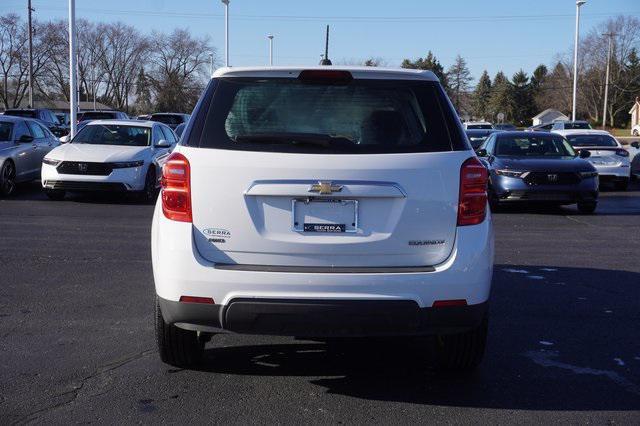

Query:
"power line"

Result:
[[33, 6, 640, 23]]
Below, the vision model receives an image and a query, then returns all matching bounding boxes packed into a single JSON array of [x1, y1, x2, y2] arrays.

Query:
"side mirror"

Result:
[[154, 139, 171, 148], [17, 134, 34, 143], [631, 141, 639, 149], [579, 150, 591, 159], [475, 148, 488, 157], [59, 135, 70, 143]]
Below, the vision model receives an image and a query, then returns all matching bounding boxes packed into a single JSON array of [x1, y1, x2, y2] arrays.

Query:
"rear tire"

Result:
[[0, 160, 16, 197], [614, 178, 629, 191], [434, 315, 488, 372], [155, 296, 204, 368], [45, 189, 66, 201], [577, 201, 597, 214]]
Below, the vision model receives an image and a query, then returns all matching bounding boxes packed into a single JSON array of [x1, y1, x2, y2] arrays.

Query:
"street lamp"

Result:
[[571, 0, 586, 121], [221, 0, 229, 67], [267, 35, 274, 66], [602, 32, 615, 129]]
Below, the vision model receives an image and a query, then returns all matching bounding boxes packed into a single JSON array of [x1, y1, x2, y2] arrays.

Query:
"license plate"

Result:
[[292, 199, 358, 233]]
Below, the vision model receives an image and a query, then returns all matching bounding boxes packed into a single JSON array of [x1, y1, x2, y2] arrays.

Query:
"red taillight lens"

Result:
[[161, 152, 192, 222], [432, 299, 468, 308], [179, 296, 214, 304], [615, 149, 629, 157], [457, 157, 488, 226]]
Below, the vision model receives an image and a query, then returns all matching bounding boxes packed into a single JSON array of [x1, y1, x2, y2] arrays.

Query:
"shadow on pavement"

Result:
[[193, 265, 640, 411]]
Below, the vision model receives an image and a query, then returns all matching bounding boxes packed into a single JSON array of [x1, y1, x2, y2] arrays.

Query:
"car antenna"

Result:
[[319, 25, 332, 65]]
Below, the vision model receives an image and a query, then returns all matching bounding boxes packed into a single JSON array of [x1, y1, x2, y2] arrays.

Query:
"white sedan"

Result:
[[553, 129, 631, 190], [41, 120, 177, 201]]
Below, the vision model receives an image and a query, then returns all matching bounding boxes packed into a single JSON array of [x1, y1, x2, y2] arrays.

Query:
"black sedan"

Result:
[[476, 131, 599, 213]]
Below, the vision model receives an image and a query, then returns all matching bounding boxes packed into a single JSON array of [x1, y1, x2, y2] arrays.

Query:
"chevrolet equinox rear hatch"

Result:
[[184, 69, 472, 268]]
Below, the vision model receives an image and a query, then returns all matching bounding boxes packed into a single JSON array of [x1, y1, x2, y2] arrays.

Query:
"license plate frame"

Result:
[[292, 198, 358, 233]]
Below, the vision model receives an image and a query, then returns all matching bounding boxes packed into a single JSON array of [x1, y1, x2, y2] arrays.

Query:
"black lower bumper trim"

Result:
[[158, 297, 488, 337], [44, 180, 127, 192], [214, 264, 436, 273]]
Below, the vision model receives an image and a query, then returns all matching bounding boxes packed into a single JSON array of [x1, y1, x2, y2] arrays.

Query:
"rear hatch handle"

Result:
[[245, 180, 407, 198]]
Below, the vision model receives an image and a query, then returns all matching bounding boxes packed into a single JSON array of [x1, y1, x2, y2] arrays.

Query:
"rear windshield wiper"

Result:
[[233, 132, 354, 148]]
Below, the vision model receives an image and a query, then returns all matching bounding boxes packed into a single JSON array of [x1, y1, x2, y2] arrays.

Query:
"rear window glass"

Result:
[[565, 134, 617, 147], [467, 124, 493, 130], [5, 110, 36, 118], [78, 112, 117, 121], [150, 114, 184, 125], [196, 77, 464, 154], [564, 122, 591, 130]]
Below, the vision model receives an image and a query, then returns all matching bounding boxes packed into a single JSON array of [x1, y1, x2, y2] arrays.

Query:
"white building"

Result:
[[531, 109, 569, 126]]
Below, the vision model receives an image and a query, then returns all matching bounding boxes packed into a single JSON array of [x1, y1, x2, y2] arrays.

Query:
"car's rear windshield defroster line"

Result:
[[195, 77, 466, 154]]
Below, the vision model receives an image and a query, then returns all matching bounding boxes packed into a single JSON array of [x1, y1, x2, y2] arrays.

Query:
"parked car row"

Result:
[[0, 116, 180, 200]]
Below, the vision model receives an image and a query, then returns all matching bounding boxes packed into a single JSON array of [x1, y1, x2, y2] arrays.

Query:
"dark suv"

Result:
[[148, 113, 190, 130], [3, 108, 68, 137]]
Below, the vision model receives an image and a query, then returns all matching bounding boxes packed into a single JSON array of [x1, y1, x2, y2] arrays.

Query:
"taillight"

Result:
[[298, 70, 353, 83], [161, 152, 192, 222], [615, 149, 629, 157], [457, 157, 488, 226]]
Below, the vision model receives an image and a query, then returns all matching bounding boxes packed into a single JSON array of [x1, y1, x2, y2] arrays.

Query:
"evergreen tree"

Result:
[[511, 70, 535, 126], [530, 64, 548, 114], [472, 70, 492, 120], [488, 71, 514, 122], [447, 55, 473, 113], [401, 51, 449, 92]]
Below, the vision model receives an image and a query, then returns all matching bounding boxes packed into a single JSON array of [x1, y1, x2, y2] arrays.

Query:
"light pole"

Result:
[[27, 0, 34, 108], [602, 32, 615, 129], [69, 0, 77, 138], [571, 0, 586, 121], [221, 0, 229, 67], [267, 35, 274, 66]]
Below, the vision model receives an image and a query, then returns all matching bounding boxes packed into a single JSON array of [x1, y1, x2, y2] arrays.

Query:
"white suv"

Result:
[[152, 67, 494, 370]]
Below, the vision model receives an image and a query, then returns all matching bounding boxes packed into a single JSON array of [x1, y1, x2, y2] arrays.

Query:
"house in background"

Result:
[[629, 98, 640, 135], [531, 109, 569, 126]]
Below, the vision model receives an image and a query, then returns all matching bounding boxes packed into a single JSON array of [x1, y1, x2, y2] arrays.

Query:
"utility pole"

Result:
[[572, 0, 586, 121], [69, 0, 77, 137], [602, 32, 615, 129], [221, 0, 229, 67], [27, 0, 34, 108], [92, 50, 97, 110], [267, 35, 274, 66]]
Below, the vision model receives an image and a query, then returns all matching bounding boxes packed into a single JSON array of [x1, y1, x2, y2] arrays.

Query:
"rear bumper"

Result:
[[152, 199, 494, 336], [159, 296, 488, 337]]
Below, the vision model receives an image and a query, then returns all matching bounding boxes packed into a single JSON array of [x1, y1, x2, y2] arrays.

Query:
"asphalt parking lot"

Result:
[[1, 181, 640, 424]]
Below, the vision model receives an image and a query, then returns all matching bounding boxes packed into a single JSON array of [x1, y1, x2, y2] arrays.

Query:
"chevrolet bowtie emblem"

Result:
[[309, 181, 343, 195]]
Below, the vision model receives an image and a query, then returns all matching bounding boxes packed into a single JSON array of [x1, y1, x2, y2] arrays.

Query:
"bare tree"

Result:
[[148, 28, 214, 113], [0, 14, 28, 108]]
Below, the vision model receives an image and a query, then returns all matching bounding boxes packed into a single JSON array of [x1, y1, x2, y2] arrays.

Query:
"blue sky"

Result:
[[2, 0, 637, 82]]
